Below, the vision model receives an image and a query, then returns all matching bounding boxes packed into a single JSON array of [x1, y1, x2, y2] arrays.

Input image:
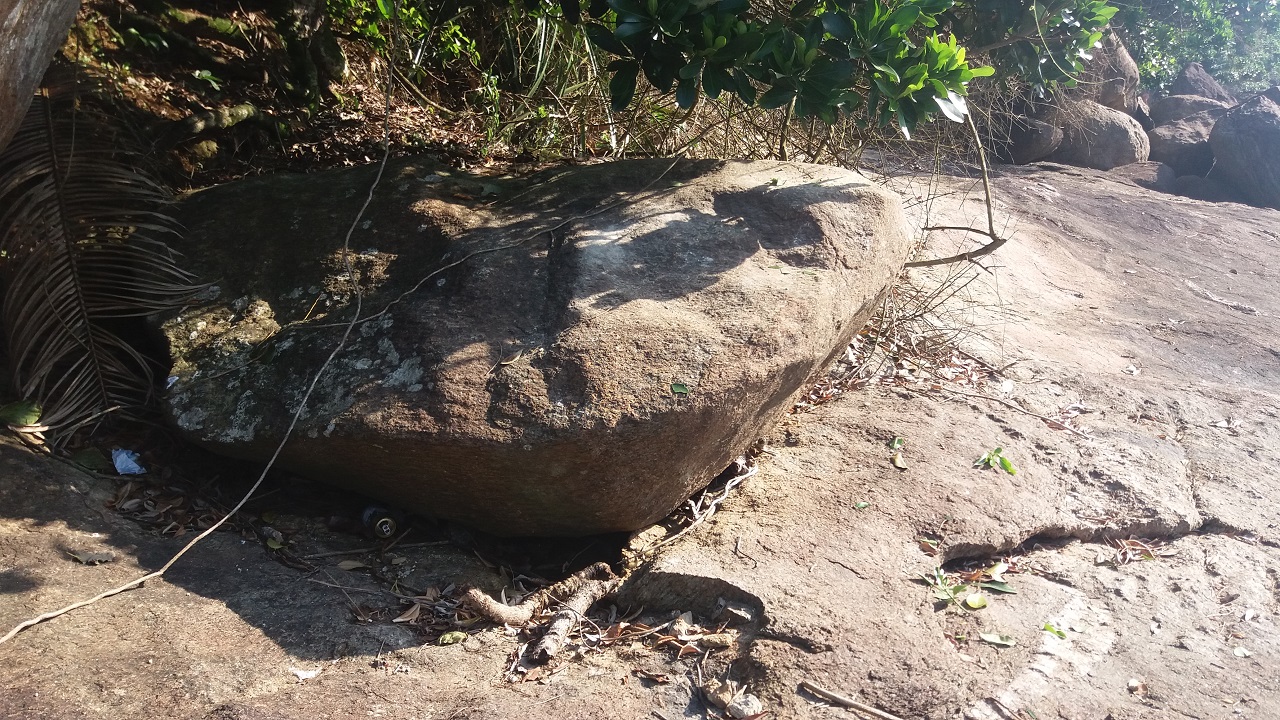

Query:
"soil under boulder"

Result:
[[1208, 94, 1280, 209], [160, 158, 912, 536], [1046, 99, 1149, 170]]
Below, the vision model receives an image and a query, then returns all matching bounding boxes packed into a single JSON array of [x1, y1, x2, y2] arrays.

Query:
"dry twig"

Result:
[[930, 386, 1093, 438], [799, 680, 906, 720]]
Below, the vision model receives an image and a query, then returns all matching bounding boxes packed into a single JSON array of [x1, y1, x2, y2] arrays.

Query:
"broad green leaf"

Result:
[[266, 537, 284, 549], [439, 631, 468, 645], [854, 501, 870, 509], [71, 448, 113, 472], [0, 400, 41, 426], [963, 593, 988, 609], [671, 383, 690, 395], [1043, 622, 1066, 639], [583, 22, 630, 55], [675, 75, 699, 107], [978, 581, 1017, 594], [934, 94, 965, 123], [759, 84, 796, 109], [979, 632, 1016, 647], [609, 61, 640, 111], [820, 12, 854, 41]]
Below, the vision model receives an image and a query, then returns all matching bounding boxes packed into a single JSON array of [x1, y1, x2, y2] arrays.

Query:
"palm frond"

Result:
[[0, 82, 204, 444]]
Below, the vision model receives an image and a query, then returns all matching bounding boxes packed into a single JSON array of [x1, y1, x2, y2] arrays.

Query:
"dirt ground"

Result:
[[2, 162, 1279, 719]]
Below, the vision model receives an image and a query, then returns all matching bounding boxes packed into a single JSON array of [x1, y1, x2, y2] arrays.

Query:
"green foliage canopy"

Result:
[[1113, 0, 1280, 90], [331, 0, 1140, 136], [580, 0, 993, 136], [947, 0, 1119, 94]]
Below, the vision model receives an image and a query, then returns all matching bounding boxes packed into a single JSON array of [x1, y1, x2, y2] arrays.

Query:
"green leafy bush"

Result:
[[946, 0, 1118, 95], [581, 0, 993, 136]]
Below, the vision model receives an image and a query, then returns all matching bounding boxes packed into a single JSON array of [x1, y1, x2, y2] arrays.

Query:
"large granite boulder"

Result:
[[1047, 99, 1150, 170], [1208, 95, 1280, 209], [1150, 95, 1232, 127], [1148, 110, 1219, 176], [161, 158, 912, 536], [0, 0, 80, 152], [1169, 62, 1235, 104]]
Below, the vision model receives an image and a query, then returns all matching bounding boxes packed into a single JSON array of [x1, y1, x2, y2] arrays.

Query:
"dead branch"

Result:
[[462, 561, 618, 627], [530, 564, 621, 663], [930, 386, 1093, 438], [905, 113, 1006, 269], [799, 680, 906, 720]]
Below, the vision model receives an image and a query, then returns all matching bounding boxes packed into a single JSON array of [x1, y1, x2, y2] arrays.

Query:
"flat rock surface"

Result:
[[3, 163, 1279, 719]]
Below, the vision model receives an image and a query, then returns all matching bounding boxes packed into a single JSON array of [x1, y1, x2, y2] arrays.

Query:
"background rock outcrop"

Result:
[[1089, 32, 1141, 114], [1169, 62, 1236, 104], [1148, 110, 1219, 176], [0, 0, 80, 152], [1047, 99, 1150, 170], [1208, 95, 1280, 209], [1150, 95, 1231, 127], [995, 117, 1062, 165], [161, 158, 913, 536]]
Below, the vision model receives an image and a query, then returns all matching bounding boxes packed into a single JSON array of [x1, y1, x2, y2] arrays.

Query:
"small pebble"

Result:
[[728, 693, 764, 719]]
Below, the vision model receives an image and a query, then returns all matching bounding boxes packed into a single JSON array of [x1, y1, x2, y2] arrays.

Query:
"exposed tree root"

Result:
[[463, 561, 622, 663], [530, 565, 621, 663], [157, 103, 271, 149], [462, 561, 619, 627]]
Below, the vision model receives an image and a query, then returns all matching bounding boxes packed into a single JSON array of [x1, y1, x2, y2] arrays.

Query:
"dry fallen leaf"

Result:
[[633, 669, 670, 684], [337, 560, 368, 571], [68, 550, 115, 565], [393, 603, 422, 624]]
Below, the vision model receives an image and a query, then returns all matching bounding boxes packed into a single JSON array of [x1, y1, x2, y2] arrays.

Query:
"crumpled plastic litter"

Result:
[[111, 448, 147, 475]]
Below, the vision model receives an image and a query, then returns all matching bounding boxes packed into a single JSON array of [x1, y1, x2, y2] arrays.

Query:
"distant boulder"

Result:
[[1150, 95, 1231, 127], [1091, 33, 1141, 114], [994, 117, 1063, 165], [1169, 62, 1235, 104], [1208, 95, 1280, 209], [1047, 99, 1150, 170], [1148, 110, 1219, 177], [1133, 97, 1154, 131]]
